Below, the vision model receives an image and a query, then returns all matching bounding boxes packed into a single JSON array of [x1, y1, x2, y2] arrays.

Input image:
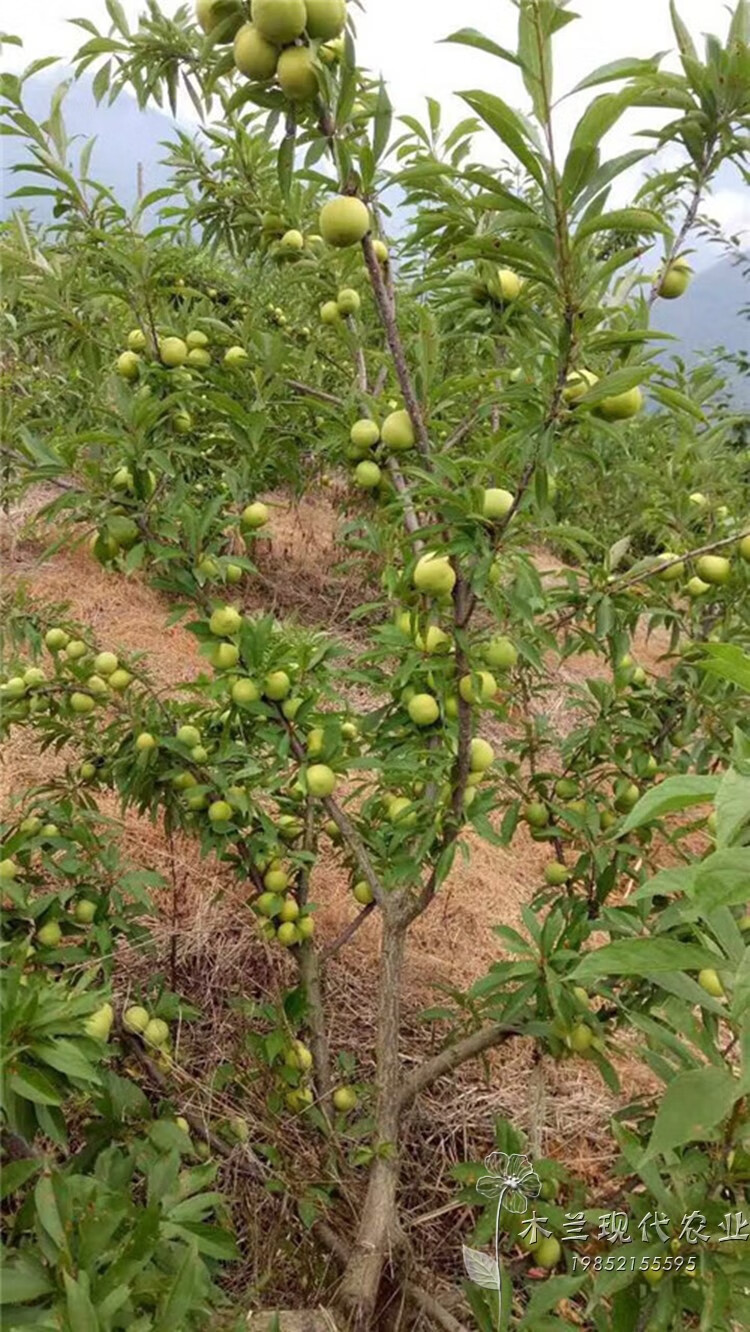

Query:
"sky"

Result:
[[3, 0, 749, 266]]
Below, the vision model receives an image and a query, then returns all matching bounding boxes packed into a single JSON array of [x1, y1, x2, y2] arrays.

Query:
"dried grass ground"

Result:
[[1, 491, 669, 1323]]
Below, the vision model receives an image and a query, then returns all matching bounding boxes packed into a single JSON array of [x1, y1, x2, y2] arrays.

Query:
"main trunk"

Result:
[[338, 919, 406, 1327]]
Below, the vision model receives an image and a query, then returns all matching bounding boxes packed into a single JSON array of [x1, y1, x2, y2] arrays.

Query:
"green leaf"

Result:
[[572, 938, 721, 982], [575, 206, 669, 242], [645, 1066, 738, 1159], [9, 1064, 62, 1106], [153, 1241, 199, 1331], [459, 91, 545, 186], [731, 947, 750, 1021], [277, 132, 294, 200], [0, 1252, 54, 1305], [669, 0, 698, 59], [442, 29, 520, 67], [569, 54, 668, 93], [649, 384, 705, 421], [687, 849, 750, 914], [619, 775, 720, 833], [63, 1271, 99, 1332], [30, 1039, 101, 1084], [575, 366, 651, 408], [371, 78, 392, 166], [715, 768, 750, 848], [34, 1174, 66, 1251], [700, 644, 750, 692], [0, 1157, 40, 1201]]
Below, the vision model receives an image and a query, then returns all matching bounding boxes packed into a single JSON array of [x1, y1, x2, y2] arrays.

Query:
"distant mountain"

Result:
[[1, 72, 181, 220], [652, 255, 749, 406]]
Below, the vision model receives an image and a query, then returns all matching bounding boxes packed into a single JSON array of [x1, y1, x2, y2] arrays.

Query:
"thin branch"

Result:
[[297, 800, 334, 1113], [321, 901, 376, 960], [362, 232, 431, 460], [387, 457, 423, 540], [285, 379, 343, 406], [397, 1021, 521, 1114]]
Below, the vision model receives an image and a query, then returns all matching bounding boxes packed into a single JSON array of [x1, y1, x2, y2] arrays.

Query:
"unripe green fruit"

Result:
[[307, 728, 325, 757], [224, 345, 249, 367], [482, 488, 514, 521], [686, 576, 711, 598], [117, 351, 140, 380], [66, 640, 87, 660], [554, 778, 578, 800], [656, 553, 685, 581], [563, 368, 598, 403], [143, 1018, 170, 1046], [286, 1039, 313, 1071], [337, 287, 361, 315], [631, 666, 647, 686], [408, 693, 440, 727], [573, 986, 591, 1008], [209, 605, 242, 637], [233, 22, 278, 79], [333, 1085, 358, 1112], [176, 724, 201, 748], [305, 0, 346, 39], [0, 858, 19, 879], [307, 764, 337, 797], [208, 800, 233, 825], [85, 1003, 114, 1040], [190, 745, 209, 764], [280, 228, 305, 252], [614, 781, 639, 813], [658, 257, 692, 300], [108, 669, 132, 692], [256, 892, 279, 917], [45, 628, 69, 651], [279, 897, 300, 923], [93, 652, 119, 677], [74, 899, 97, 924], [127, 328, 147, 352], [319, 196, 370, 248], [80, 761, 97, 781], [484, 636, 518, 670], [173, 410, 193, 434], [597, 386, 643, 421], [533, 1236, 561, 1268], [281, 697, 302, 721], [36, 920, 62, 947], [737, 913, 750, 932], [642, 1265, 663, 1286], [413, 553, 455, 597], [372, 238, 388, 263], [159, 337, 188, 368], [459, 671, 497, 705], [569, 1022, 594, 1052], [277, 921, 300, 947], [252, 0, 306, 44], [353, 880, 374, 905], [487, 268, 522, 303], [70, 692, 95, 715], [264, 868, 289, 893], [544, 861, 570, 887], [186, 329, 208, 350], [320, 300, 341, 325], [381, 409, 415, 451], [350, 419, 379, 449], [739, 534, 750, 561], [265, 670, 291, 700], [241, 501, 270, 530], [176, 1115, 190, 1134], [389, 796, 417, 826], [698, 968, 724, 998], [186, 347, 211, 368], [695, 554, 731, 586], [286, 1086, 313, 1111], [354, 460, 382, 489], [470, 738, 494, 772], [523, 801, 549, 829], [124, 1005, 150, 1033]]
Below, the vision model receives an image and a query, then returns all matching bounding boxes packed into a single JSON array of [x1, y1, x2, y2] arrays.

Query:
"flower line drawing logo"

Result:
[[462, 1152, 541, 1327]]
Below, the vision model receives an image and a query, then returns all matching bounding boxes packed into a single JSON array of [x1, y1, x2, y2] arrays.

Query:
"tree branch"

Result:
[[362, 232, 431, 461], [397, 1021, 521, 1115]]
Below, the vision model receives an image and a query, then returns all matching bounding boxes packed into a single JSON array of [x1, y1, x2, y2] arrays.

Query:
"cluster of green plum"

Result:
[[656, 528, 749, 599], [115, 326, 249, 383], [219, 0, 347, 103], [346, 408, 416, 490], [0, 634, 134, 732], [563, 367, 644, 422], [123, 1001, 173, 1059]]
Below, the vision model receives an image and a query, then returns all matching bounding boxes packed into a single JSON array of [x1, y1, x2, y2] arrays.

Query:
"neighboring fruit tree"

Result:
[[1, 2, 749, 1330]]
